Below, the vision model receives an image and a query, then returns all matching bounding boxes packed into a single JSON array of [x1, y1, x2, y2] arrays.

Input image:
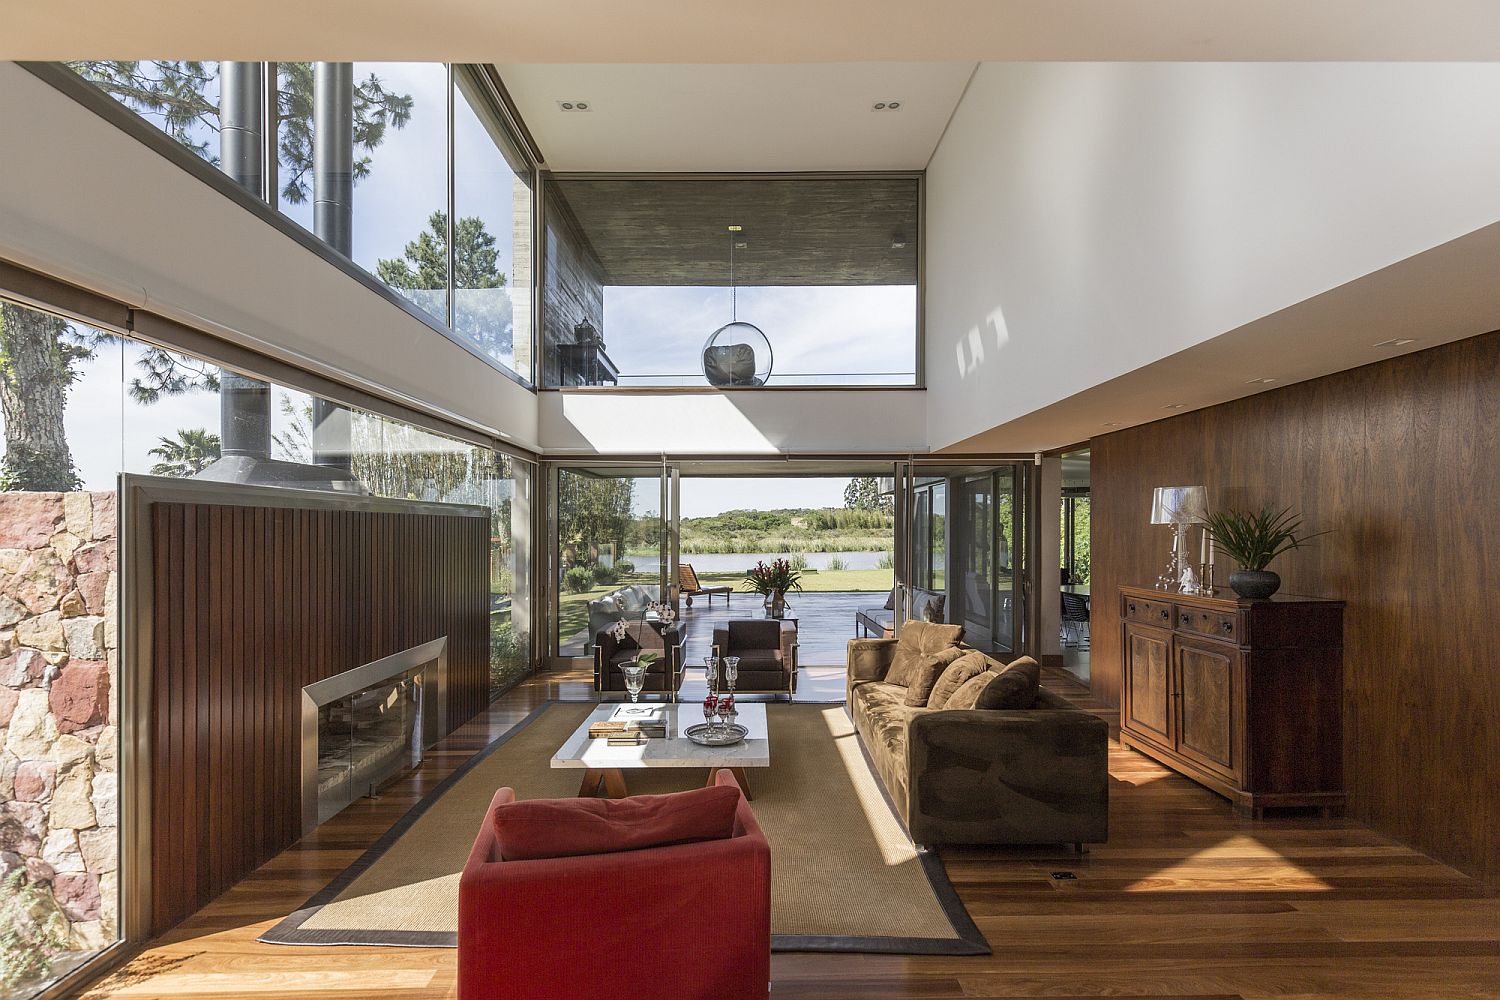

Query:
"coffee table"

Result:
[[551, 703, 770, 799]]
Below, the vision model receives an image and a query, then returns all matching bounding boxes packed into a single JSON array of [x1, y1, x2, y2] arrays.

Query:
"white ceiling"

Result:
[[8, 1, 1500, 60], [497, 63, 975, 171]]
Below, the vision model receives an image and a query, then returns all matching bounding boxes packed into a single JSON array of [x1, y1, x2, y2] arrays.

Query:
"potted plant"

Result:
[[1201, 505, 1328, 599], [743, 558, 803, 618]]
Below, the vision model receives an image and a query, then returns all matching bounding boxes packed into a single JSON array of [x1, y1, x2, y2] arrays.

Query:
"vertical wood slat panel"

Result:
[[147, 499, 489, 935], [1091, 330, 1500, 890]]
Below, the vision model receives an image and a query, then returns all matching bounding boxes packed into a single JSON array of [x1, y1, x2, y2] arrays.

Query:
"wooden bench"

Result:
[[678, 563, 733, 608]]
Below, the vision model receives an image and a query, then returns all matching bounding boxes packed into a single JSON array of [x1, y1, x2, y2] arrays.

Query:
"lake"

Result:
[[619, 550, 890, 574]]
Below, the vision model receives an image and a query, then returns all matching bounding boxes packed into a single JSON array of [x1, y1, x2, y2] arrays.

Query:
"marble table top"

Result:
[[550, 702, 770, 770]]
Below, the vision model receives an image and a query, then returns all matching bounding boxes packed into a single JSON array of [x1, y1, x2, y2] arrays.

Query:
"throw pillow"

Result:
[[883, 587, 896, 611], [493, 784, 740, 861], [926, 650, 989, 709], [902, 646, 968, 706], [943, 670, 993, 711], [886, 620, 966, 687], [977, 657, 1042, 710]]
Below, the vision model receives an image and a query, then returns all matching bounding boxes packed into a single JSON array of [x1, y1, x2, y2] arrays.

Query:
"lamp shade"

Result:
[[1150, 486, 1208, 525]]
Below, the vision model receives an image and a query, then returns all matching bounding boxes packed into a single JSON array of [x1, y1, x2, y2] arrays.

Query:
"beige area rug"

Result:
[[263, 702, 987, 954]]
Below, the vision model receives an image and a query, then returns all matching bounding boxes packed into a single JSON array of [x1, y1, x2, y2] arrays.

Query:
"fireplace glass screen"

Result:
[[317, 667, 425, 824]]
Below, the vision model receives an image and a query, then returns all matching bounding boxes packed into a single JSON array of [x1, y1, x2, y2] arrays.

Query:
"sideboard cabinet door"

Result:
[[1123, 622, 1173, 747], [1174, 635, 1239, 781]]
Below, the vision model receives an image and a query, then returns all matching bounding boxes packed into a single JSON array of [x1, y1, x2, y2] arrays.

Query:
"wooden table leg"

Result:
[[580, 768, 629, 798], [709, 766, 753, 800]]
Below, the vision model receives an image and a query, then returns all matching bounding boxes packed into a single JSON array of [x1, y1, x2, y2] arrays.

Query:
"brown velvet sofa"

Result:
[[846, 633, 1109, 848]]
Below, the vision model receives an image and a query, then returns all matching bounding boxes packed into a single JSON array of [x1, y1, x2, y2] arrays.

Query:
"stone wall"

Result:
[[0, 491, 117, 954], [541, 188, 606, 387]]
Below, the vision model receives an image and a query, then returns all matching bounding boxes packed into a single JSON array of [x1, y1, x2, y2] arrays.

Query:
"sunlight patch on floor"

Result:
[[820, 706, 917, 867], [1121, 835, 1333, 891]]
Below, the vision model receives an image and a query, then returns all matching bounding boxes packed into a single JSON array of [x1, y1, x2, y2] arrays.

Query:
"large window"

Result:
[[64, 61, 536, 386], [0, 290, 534, 998], [542, 176, 920, 387]]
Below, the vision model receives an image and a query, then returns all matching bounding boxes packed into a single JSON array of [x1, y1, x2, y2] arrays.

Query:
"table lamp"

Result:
[[1150, 486, 1207, 591]]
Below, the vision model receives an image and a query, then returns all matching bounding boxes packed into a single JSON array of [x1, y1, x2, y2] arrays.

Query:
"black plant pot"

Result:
[[1228, 569, 1281, 600]]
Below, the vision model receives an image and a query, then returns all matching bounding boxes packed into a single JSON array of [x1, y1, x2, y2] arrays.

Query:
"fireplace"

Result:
[[300, 638, 448, 832]]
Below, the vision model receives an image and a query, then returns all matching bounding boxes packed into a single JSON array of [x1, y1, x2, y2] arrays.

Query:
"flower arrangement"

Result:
[[741, 558, 804, 596]]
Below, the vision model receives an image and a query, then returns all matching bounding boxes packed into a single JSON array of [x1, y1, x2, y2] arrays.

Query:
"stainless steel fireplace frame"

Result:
[[299, 637, 449, 835]]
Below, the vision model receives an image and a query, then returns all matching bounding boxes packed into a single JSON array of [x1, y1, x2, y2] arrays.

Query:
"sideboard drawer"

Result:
[[1176, 605, 1242, 644], [1122, 595, 1175, 628]]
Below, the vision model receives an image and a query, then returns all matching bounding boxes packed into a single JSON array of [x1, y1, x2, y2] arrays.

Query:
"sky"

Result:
[[603, 284, 917, 386]]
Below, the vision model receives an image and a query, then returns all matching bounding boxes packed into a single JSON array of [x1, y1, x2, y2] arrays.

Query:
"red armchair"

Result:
[[458, 771, 771, 1000]]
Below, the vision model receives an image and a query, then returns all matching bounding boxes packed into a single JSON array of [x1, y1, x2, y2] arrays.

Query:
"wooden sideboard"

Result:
[[1118, 585, 1345, 818]]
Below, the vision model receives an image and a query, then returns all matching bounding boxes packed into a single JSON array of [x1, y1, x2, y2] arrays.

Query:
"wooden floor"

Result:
[[81, 669, 1498, 999]]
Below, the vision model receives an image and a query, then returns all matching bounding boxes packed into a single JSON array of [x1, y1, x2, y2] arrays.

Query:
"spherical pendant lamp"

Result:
[[703, 226, 773, 387]]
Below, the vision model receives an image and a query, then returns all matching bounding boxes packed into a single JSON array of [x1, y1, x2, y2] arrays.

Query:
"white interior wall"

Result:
[[923, 62, 1500, 452], [0, 63, 539, 450]]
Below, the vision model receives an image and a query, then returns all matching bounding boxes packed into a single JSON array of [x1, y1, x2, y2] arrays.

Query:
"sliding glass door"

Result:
[[897, 461, 1027, 658], [550, 463, 671, 661]]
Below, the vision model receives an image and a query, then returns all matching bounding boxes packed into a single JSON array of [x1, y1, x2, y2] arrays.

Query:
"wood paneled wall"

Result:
[[1091, 331, 1500, 888], [148, 501, 489, 935]]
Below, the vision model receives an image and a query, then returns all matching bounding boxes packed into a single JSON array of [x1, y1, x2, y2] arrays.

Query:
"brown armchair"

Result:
[[595, 621, 685, 700], [711, 620, 797, 700]]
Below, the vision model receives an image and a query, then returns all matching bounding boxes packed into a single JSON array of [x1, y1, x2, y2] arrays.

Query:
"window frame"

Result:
[[23, 61, 542, 391], [538, 169, 927, 392]]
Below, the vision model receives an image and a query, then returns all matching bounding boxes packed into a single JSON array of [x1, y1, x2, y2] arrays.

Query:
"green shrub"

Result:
[[876, 552, 895, 569], [489, 621, 527, 692], [614, 559, 636, 576], [0, 871, 69, 991], [563, 566, 596, 594], [591, 563, 619, 586], [826, 556, 848, 572], [788, 553, 809, 571]]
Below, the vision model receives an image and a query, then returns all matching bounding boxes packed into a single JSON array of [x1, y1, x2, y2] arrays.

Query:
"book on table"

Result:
[[589, 704, 669, 740]]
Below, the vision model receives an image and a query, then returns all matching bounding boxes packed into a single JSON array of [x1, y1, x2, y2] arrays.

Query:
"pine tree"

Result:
[[377, 212, 511, 354]]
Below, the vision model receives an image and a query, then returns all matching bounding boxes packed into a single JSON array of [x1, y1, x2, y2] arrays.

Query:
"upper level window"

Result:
[[541, 176, 919, 388], [65, 61, 536, 387]]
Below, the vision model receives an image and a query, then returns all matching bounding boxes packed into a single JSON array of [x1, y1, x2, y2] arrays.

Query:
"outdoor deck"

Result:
[[675, 589, 880, 667]]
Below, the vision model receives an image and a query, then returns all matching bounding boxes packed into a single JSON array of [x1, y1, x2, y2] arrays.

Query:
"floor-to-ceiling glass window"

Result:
[[453, 69, 534, 383], [554, 467, 664, 658], [62, 61, 538, 387], [0, 298, 125, 999]]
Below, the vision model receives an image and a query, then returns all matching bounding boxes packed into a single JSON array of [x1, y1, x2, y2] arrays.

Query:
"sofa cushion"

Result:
[[920, 593, 947, 622], [944, 670, 993, 710], [492, 784, 740, 861], [926, 651, 989, 709], [727, 619, 782, 650], [902, 646, 966, 706], [886, 620, 966, 687], [849, 681, 924, 792], [883, 587, 896, 611], [978, 657, 1042, 710]]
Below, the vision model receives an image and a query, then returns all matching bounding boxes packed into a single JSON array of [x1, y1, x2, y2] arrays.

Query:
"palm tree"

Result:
[[149, 429, 221, 477]]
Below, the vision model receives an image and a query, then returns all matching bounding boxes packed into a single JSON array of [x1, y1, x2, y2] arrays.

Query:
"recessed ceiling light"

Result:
[[871, 101, 902, 112], [1244, 377, 1278, 384], [557, 100, 591, 112], [1163, 403, 1187, 410], [1372, 337, 1416, 348], [1102, 421, 1121, 428]]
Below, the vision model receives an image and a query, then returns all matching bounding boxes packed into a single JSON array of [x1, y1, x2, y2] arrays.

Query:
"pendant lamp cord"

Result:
[[729, 228, 737, 323]]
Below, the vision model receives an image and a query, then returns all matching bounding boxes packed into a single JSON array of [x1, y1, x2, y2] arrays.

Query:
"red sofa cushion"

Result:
[[492, 783, 740, 861]]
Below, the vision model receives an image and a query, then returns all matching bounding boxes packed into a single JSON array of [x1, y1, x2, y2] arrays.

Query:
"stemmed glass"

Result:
[[621, 662, 647, 703], [723, 656, 740, 696]]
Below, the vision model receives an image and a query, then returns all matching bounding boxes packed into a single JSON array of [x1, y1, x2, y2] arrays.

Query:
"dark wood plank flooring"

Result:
[[81, 668, 1499, 999]]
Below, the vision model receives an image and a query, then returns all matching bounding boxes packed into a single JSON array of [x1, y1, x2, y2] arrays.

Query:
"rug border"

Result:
[[260, 699, 990, 955]]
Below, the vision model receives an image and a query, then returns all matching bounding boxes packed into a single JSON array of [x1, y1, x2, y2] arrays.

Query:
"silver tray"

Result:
[[683, 722, 748, 747]]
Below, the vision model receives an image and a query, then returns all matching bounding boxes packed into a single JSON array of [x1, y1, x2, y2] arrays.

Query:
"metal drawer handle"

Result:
[[1160, 609, 1169, 620], [1222, 620, 1234, 633], [1128, 603, 1137, 613]]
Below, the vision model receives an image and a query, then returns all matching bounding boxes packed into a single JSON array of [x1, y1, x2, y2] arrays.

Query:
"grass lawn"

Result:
[[557, 567, 893, 647]]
